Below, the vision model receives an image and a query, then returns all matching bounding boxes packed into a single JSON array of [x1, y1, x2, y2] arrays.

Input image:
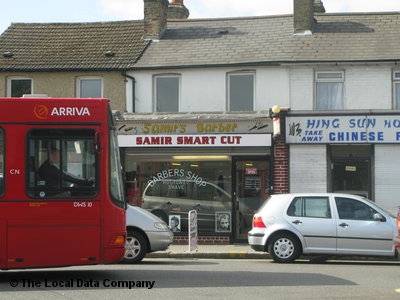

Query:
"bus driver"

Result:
[[38, 145, 94, 187]]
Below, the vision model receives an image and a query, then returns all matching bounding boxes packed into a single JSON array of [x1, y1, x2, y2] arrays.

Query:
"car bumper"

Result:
[[394, 235, 400, 249], [147, 230, 173, 252], [248, 231, 265, 251]]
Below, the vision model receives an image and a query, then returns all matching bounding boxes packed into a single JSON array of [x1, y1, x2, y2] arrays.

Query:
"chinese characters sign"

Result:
[[286, 115, 400, 144]]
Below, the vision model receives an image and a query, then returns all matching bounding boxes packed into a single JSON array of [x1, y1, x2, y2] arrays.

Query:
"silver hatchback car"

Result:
[[248, 193, 398, 263], [122, 205, 173, 263]]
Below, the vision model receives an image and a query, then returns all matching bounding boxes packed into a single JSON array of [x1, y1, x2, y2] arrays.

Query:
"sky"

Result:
[[0, 0, 399, 34]]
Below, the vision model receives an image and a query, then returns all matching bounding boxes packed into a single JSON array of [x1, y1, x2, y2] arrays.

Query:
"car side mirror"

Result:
[[373, 213, 385, 222]]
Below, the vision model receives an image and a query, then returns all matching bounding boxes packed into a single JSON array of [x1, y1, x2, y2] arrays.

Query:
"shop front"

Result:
[[117, 116, 272, 243], [286, 113, 400, 214]]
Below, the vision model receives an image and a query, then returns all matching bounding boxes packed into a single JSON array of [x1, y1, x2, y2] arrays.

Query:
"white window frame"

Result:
[[153, 74, 180, 112], [315, 71, 344, 110], [7, 77, 33, 97], [393, 71, 400, 109], [227, 71, 255, 111], [76, 77, 103, 98]]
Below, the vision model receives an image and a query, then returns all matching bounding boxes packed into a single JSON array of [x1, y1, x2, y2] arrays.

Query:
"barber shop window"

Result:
[[77, 78, 103, 98], [27, 129, 97, 198], [124, 153, 232, 234], [8, 78, 32, 97], [0, 128, 4, 196], [155, 75, 180, 112], [228, 72, 254, 111], [316, 71, 344, 110], [394, 71, 400, 109]]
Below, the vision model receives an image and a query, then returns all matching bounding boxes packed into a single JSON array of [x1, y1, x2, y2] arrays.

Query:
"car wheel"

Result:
[[121, 230, 148, 264], [268, 233, 300, 263]]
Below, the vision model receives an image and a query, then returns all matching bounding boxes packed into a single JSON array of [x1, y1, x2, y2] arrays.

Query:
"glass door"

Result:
[[233, 157, 270, 241], [329, 145, 372, 199], [331, 160, 370, 198]]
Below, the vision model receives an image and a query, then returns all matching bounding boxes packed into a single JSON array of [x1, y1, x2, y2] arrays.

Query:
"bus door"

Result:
[[7, 127, 100, 268]]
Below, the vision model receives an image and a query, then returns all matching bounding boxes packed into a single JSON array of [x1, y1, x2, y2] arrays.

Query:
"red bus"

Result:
[[0, 97, 126, 269]]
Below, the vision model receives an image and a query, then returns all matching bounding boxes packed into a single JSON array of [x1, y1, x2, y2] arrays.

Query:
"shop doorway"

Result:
[[329, 145, 372, 199], [232, 157, 270, 242]]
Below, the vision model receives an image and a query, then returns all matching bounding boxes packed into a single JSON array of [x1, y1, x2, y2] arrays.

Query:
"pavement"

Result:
[[147, 244, 270, 259], [146, 244, 400, 262]]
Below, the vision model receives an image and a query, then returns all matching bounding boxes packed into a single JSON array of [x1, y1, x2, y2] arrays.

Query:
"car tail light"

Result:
[[253, 216, 266, 228], [397, 208, 400, 232]]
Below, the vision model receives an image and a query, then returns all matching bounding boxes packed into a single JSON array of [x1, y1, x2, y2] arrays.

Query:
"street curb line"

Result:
[[147, 252, 271, 259]]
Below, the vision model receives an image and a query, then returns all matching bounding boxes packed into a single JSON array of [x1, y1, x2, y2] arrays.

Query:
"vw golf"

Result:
[[248, 193, 398, 263]]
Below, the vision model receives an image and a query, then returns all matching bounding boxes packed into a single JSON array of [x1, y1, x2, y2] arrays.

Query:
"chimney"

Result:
[[293, 0, 315, 35], [168, 0, 189, 19], [144, 0, 169, 40], [293, 0, 325, 35]]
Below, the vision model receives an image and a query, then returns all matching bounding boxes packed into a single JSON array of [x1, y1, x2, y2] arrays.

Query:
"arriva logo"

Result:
[[34, 105, 49, 119], [51, 107, 91, 116]]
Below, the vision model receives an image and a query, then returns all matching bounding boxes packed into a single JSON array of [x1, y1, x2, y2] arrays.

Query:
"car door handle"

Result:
[[292, 220, 302, 225], [339, 223, 349, 227]]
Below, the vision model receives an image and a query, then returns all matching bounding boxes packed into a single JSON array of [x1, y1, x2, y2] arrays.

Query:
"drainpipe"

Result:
[[122, 72, 136, 113]]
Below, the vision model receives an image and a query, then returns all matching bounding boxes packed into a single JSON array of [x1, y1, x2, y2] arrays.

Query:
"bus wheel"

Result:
[[121, 230, 147, 264]]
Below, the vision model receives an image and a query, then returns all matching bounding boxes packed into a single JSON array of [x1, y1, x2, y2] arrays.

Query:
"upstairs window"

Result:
[[394, 71, 400, 109], [77, 78, 103, 98], [228, 72, 254, 111], [8, 78, 32, 97], [155, 75, 180, 112], [316, 71, 344, 110]]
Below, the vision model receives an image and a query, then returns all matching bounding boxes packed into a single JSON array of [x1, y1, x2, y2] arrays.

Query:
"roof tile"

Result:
[[0, 21, 149, 71]]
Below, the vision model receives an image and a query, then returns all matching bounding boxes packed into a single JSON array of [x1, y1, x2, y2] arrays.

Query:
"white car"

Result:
[[122, 205, 173, 263], [248, 193, 398, 263]]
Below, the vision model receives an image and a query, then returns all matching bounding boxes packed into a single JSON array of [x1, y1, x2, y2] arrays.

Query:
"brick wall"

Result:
[[273, 139, 289, 194], [173, 235, 230, 245]]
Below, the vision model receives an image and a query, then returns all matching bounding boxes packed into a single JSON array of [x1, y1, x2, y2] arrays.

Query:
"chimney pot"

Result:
[[168, 0, 189, 19]]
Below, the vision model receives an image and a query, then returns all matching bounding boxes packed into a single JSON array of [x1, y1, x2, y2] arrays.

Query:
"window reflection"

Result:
[[124, 154, 231, 234]]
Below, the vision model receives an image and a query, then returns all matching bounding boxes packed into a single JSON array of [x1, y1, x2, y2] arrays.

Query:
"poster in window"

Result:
[[244, 175, 261, 190], [169, 215, 181, 232], [215, 212, 231, 232]]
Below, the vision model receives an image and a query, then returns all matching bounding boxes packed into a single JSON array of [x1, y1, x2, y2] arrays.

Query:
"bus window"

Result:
[[0, 128, 3, 196], [27, 129, 97, 198], [109, 112, 125, 208]]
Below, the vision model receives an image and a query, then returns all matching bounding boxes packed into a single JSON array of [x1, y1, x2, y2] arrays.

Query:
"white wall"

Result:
[[130, 64, 395, 113], [289, 144, 327, 193], [289, 67, 314, 110], [345, 66, 392, 109], [129, 67, 291, 113], [288, 65, 394, 111]]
